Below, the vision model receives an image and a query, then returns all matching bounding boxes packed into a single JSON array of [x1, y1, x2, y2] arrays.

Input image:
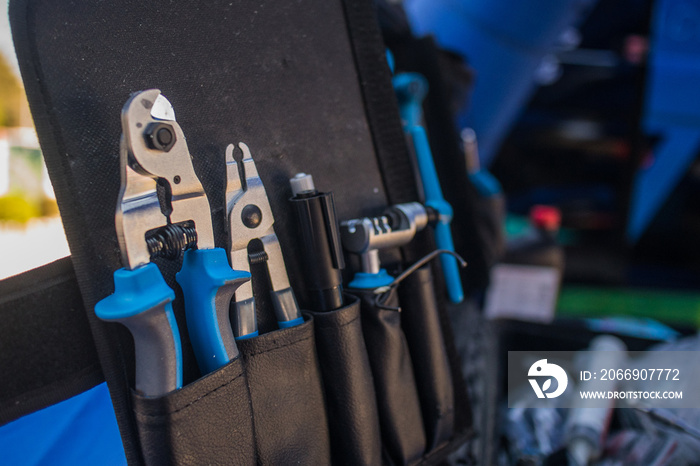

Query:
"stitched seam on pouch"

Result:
[[243, 334, 314, 358], [136, 371, 245, 418], [314, 314, 360, 330]]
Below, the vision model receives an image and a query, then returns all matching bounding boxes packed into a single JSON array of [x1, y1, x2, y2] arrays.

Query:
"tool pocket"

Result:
[[308, 295, 383, 466], [131, 356, 255, 465], [349, 288, 427, 466], [236, 315, 331, 465], [398, 265, 455, 450]]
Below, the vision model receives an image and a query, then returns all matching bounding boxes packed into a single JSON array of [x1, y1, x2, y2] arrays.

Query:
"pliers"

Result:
[[225, 142, 303, 338], [95, 89, 250, 396]]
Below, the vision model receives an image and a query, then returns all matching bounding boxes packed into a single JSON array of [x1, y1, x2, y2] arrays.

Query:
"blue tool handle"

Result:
[[176, 248, 251, 375], [95, 263, 182, 397], [393, 72, 428, 127], [348, 269, 395, 290], [409, 125, 445, 203], [408, 125, 465, 304], [433, 221, 464, 304]]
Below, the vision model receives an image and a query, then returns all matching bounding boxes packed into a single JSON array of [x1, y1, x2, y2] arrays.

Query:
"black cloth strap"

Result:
[[0, 257, 103, 426]]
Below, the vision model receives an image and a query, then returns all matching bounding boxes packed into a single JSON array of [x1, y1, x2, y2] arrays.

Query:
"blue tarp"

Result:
[[0, 383, 126, 465]]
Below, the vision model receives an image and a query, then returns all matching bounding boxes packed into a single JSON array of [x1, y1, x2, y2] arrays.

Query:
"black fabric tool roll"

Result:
[[399, 265, 455, 450], [9, 0, 473, 463], [132, 357, 255, 465], [237, 316, 331, 465], [308, 295, 383, 466], [349, 287, 426, 465], [10, 0, 388, 461]]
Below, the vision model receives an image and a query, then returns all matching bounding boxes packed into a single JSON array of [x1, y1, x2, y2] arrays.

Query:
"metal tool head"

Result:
[[225, 143, 278, 255], [340, 202, 428, 255], [340, 203, 429, 274], [116, 89, 215, 269], [225, 143, 296, 302]]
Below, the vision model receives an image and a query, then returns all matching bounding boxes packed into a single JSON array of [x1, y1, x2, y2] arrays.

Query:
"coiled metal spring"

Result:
[[147, 223, 198, 261], [248, 250, 269, 265]]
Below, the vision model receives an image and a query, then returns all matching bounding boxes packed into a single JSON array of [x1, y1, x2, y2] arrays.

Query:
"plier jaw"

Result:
[[225, 143, 302, 335], [116, 89, 215, 270]]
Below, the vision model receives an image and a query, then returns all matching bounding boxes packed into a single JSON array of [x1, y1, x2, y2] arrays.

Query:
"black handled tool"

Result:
[[288, 173, 345, 312]]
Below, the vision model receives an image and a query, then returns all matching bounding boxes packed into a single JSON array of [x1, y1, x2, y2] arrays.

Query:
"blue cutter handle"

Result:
[[408, 124, 465, 304], [348, 269, 394, 290], [176, 248, 251, 375], [95, 263, 182, 397]]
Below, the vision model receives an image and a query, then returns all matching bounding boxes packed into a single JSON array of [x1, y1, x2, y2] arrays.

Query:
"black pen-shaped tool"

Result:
[[289, 173, 345, 311]]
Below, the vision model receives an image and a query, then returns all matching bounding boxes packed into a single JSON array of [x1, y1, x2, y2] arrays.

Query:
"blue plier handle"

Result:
[[95, 90, 250, 395]]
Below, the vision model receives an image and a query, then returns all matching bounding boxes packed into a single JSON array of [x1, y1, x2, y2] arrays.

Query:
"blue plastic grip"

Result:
[[95, 263, 182, 396], [408, 126, 446, 210], [393, 71, 464, 303], [393, 73, 428, 127], [470, 171, 502, 198], [386, 49, 396, 74], [433, 222, 464, 303], [407, 124, 465, 304], [348, 269, 394, 290], [176, 248, 251, 375]]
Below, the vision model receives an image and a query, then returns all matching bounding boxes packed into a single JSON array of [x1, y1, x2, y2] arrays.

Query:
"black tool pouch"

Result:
[[236, 316, 331, 465], [308, 295, 383, 466], [399, 265, 455, 450], [348, 287, 427, 465], [8, 0, 474, 464], [131, 357, 255, 465]]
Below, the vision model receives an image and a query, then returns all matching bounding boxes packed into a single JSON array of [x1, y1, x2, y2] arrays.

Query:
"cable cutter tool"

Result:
[[225, 142, 303, 339], [95, 90, 250, 394]]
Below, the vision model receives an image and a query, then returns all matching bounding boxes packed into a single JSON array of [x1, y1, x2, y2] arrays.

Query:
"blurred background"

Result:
[[394, 0, 700, 325], [387, 0, 700, 463], [0, 0, 69, 279]]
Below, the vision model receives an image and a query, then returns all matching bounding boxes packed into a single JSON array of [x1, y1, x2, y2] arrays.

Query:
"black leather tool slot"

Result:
[[349, 288, 426, 465], [237, 316, 331, 465], [399, 265, 455, 450], [131, 356, 255, 465], [308, 295, 382, 465]]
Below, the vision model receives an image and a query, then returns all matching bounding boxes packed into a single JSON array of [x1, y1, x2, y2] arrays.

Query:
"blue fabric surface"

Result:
[[0, 383, 126, 465]]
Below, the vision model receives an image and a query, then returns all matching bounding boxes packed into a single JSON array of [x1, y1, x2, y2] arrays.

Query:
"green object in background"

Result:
[[558, 286, 700, 327], [504, 214, 530, 238], [505, 213, 578, 245]]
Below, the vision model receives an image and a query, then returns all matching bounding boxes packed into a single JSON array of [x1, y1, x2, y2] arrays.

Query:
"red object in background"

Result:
[[530, 205, 561, 231], [624, 35, 648, 65]]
